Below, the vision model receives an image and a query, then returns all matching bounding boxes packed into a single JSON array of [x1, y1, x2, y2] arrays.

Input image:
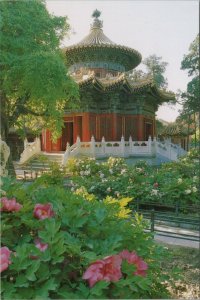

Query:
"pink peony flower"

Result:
[[133, 257, 148, 277], [0, 197, 22, 212], [83, 255, 122, 287], [0, 247, 11, 273], [34, 238, 48, 252], [120, 249, 148, 277], [33, 203, 54, 220]]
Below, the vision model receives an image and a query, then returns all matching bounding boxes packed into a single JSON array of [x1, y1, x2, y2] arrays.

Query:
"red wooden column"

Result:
[[45, 129, 52, 152], [73, 116, 78, 141], [82, 112, 91, 141], [137, 115, 144, 141], [112, 113, 118, 141]]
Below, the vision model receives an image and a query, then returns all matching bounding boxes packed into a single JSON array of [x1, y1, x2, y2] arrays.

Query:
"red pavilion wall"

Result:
[[41, 112, 155, 152]]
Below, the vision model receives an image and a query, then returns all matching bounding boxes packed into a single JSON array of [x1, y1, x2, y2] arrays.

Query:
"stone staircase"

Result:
[[14, 152, 64, 179]]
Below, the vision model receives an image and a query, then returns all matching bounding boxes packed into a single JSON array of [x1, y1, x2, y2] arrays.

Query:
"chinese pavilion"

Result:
[[41, 11, 175, 152]]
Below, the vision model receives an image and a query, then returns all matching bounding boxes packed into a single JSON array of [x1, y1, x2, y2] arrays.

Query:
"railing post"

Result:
[[175, 201, 179, 216], [91, 135, 95, 157], [120, 136, 125, 157], [76, 136, 81, 154], [150, 209, 155, 233], [129, 136, 133, 155], [102, 136, 106, 156], [62, 142, 71, 166], [151, 136, 156, 157], [148, 136, 152, 155]]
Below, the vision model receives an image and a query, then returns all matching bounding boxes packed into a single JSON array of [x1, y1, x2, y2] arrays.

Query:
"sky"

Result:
[[46, 0, 199, 122]]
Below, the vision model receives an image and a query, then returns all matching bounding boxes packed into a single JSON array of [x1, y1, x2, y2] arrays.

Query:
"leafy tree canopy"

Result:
[[128, 54, 168, 89], [179, 34, 199, 114], [0, 0, 79, 141]]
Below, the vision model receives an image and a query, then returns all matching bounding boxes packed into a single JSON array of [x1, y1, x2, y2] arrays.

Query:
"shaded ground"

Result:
[[159, 243, 200, 299]]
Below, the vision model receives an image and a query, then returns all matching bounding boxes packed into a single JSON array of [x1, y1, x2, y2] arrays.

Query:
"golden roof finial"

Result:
[[91, 9, 103, 29], [92, 9, 101, 19]]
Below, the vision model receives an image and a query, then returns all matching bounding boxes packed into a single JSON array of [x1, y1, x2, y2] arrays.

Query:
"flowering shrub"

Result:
[[0, 176, 177, 299], [0, 247, 12, 273], [0, 197, 23, 212], [33, 203, 55, 220], [67, 153, 199, 208], [83, 254, 122, 287]]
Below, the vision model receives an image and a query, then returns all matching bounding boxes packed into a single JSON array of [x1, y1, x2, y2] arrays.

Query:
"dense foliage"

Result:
[[129, 54, 169, 89], [180, 34, 199, 114], [0, 0, 79, 142], [0, 174, 179, 299], [66, 150, 199, 209]]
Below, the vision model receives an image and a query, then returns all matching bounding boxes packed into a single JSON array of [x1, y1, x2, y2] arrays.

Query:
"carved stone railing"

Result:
[[62, 136, 187, 166], [19, 137, 41, 164], [156, 138, 187, 161]]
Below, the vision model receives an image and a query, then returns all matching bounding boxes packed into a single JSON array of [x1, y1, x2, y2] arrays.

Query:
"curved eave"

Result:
[[160, 124, 195, 137], [76, 74, 175, 103], [154, 87, 175, 102], [64, 44, 142, 71], [77, 74, 104, 91]]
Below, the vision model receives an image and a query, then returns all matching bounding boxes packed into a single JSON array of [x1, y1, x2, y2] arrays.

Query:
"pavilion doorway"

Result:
[[61, 122, 74, 150]]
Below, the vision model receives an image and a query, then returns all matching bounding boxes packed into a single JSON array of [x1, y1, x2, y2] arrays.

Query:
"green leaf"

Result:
[[36, 263, 50, 283], [35, 278, 58, 298], [25, 260, 40, 281], [95, 207, 106, 223], [15, 274, 29, 287], [90, 280, 109, 296]]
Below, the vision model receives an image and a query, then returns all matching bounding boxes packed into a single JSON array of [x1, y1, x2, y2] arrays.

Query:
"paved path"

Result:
[[155, 234, 199, 249], [153, 225, 199, 249]]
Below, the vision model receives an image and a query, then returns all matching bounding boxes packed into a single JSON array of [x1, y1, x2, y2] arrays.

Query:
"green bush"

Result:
[[0, 177, 177, 299], [67, 154, 199, 208]]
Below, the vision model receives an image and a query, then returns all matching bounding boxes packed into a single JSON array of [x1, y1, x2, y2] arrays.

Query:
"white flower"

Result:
[[102, 178, 108, 183], [185, 189, 191, 195], [177, 178, 183, 184], [136, 167, 143, 173], [121, 169, 126, 175], [71, 187, 75, 192], [107, 187, 111, 192], [193, 176, 198, 182], [80, 171, 84, 176], [109, 169, 113, 174], [84, 170, 91, 176], [151, 189, 159, 196], [99, 172, 104, 178], [192, 186, 198, 193]]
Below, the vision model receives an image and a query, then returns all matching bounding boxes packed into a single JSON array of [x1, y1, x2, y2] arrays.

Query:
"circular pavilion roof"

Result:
[[65, 11, 142, 71]]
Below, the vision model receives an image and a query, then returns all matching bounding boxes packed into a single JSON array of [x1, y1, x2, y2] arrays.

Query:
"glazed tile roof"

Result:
[[76, 17, 115, 46], [64, 13, 142, 71], [73, 72, 175, 102], [161, 124, 195, 137]]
